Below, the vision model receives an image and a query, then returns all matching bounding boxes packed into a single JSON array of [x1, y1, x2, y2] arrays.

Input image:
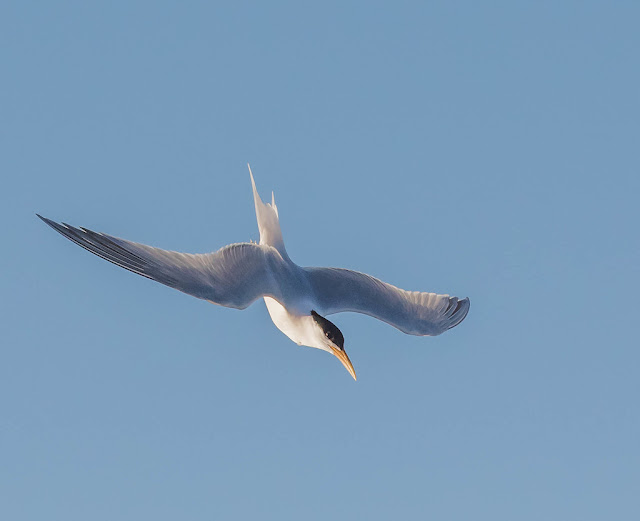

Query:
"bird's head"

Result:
[[309, 310, 356, 380]]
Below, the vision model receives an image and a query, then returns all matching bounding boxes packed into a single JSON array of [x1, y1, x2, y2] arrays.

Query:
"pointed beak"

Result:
[[329, 345, 357, 381]]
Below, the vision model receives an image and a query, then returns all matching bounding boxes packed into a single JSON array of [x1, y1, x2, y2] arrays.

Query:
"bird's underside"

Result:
[[38, 167, 470, 379]]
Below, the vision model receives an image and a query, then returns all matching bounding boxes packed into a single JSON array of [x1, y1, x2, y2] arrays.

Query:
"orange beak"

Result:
[[329, 345, 357, 381]]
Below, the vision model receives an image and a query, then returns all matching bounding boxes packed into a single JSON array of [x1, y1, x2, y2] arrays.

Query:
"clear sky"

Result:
[[2, 2, 639, 519]]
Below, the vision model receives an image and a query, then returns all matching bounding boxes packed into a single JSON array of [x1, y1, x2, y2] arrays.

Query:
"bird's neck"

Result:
[[263, 297, 315, 347]]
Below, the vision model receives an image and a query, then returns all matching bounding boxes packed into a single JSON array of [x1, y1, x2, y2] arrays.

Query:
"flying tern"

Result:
[[38, 166, 469, 380]]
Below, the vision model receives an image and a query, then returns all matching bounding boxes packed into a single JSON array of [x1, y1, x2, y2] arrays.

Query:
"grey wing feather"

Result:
[[306, 267, 469, 336], [38, 215, 278, 309]]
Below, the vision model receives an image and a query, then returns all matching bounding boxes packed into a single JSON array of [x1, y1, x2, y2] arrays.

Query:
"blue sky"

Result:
[[2, 2, 639, 519]]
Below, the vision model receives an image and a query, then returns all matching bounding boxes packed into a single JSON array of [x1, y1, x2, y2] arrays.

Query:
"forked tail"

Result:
[[248, 164, 289, 258]]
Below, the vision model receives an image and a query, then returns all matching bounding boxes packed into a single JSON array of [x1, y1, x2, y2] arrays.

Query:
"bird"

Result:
[[37, 166, 469, 380]]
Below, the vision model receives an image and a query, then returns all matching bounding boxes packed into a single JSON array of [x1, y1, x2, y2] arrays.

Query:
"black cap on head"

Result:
[[311, 310, 344, 350]]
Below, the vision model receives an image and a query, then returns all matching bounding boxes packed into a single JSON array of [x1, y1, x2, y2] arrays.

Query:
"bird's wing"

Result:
[[38, 215, 280, 309], [305, 267, 469, 336]]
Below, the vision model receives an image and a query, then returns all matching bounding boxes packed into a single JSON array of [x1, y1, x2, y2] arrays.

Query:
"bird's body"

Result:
[[38, 166, 469, 379]]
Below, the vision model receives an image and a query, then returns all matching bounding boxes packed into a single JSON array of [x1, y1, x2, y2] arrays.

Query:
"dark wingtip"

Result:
[[443, 296, 470, 331], [36, 213, 56, 227], [449, 297, 470, 330]]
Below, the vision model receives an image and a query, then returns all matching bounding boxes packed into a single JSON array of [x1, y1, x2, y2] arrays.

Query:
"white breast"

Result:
[[263, 296, 314, 347]]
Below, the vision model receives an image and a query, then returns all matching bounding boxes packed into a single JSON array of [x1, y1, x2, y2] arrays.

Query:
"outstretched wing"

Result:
[[305, 267, 469, 336], [38, 215, 279, 309]]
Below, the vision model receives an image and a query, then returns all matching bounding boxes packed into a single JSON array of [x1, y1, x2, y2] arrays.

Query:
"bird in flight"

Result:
[[38, 166, 469, 380]]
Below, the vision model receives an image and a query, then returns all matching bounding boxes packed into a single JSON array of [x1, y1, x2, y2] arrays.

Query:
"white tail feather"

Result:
[[248, 165, 288, 257]]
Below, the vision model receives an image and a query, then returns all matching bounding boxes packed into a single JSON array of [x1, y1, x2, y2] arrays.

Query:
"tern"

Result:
[[37, 166, 469, 380]]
